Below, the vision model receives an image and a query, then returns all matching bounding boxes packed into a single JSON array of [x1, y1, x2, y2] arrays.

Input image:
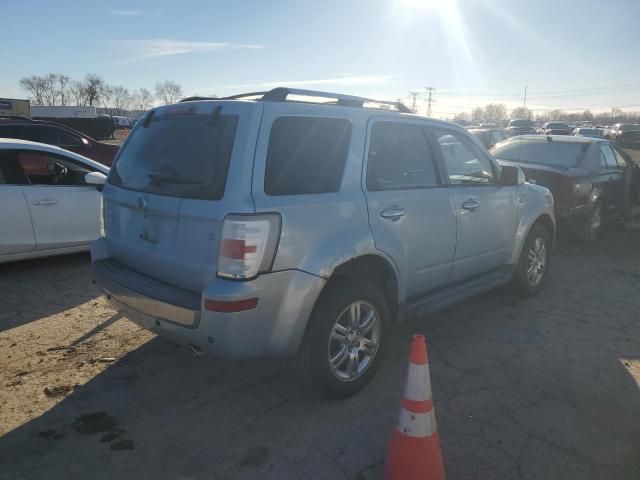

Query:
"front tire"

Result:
[[513, 224, 551, 296], [295, 277, 389, 398]]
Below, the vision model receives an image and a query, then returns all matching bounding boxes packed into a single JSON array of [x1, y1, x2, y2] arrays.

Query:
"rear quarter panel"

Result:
[[509, 183, 555, 265]]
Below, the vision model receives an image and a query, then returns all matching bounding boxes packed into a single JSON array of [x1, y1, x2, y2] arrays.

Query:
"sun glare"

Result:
[[398, 0, 438, 9]]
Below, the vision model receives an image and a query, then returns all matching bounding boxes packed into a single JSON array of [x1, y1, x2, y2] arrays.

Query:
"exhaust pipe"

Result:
[[188, 344, 204, 358]]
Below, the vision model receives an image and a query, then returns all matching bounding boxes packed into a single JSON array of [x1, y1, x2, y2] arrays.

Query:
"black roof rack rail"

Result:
[[260, 87, 412, 113], [181, 88, 412, 113]]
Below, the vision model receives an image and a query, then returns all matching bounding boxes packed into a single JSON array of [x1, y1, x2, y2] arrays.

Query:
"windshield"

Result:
[[510, 120, 532, 127], [620, 124, 640, 132], [108, 112, 238, 200], [492, 140, 588, 168]]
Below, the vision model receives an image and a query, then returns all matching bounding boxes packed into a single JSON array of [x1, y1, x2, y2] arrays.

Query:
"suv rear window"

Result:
[[492, 140, 588, 168], [265, 116, 351, 195], [108, 112, 238, 200]]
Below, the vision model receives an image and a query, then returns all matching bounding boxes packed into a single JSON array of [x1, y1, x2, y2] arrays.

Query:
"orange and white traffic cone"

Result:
[[384, 334, 444, 480]]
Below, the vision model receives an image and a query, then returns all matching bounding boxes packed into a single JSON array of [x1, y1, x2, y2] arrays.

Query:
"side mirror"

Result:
[[499, 165, 525, 186], [85, 171, 107, 191]]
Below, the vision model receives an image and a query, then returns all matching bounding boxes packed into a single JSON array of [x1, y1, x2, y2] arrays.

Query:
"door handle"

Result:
[[380, 206, 406, 221], [461, 199, 480, 211], [31, 199, 58, 206]]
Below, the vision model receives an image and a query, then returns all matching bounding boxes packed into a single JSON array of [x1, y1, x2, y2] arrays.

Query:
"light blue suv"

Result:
[[92, 88, 555, 397]]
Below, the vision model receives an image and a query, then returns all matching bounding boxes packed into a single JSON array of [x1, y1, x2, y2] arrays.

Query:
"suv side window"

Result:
[[265, 116, 351, 195], [366, 122, 439, 191], [434, 128, 496, 184], [37, 126, 83, 147], [600, 144, 618, 169]]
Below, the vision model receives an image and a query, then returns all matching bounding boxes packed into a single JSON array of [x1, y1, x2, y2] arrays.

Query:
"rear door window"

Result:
[[264, 116, 351, 195], [108, 111, 238, 200], [366, 122, 439, 191]]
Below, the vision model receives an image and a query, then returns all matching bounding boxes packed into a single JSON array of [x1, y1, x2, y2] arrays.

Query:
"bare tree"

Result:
[[582, 110, 594, 121], [549, 109, 565, 121], [453, 112, 470, 124], [471, 107, 484, 123], [483, 103, 507, 123], [510, 107, 532, 120], [70, 81, 87, 106], [41, 74, 59, 106], [100, 85, 115, 114], [19, 75, 46, 105], [83, 73, 107, 106], [155, 80, 183, 105], [57, 74, 71, 106], [111, 86, 132, 114], [132, 88, 154, 112], [611, 108, 624, 121]]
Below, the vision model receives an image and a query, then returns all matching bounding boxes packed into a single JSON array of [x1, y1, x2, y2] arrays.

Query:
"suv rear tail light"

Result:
[[217, 214, 281, 280]]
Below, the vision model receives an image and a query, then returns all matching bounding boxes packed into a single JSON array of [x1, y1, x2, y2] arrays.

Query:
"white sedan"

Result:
[[0, 138, 109, 263]]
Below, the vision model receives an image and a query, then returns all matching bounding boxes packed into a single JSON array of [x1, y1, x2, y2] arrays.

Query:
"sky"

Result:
[[3, 0, 640, 118]]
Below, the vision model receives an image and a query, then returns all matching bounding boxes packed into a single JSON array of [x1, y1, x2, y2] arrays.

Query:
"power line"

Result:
[[425, 86, 436, 117], [437, 82, 640, 100], [408, 91, 419, 113]]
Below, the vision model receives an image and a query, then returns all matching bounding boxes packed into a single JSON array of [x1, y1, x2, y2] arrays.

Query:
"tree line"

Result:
[[453, 103, 640, 125], [19, 73, 185, 115]]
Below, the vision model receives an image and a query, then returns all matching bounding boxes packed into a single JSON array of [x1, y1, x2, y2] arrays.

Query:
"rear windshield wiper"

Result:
[[148, 172, 203, 185]]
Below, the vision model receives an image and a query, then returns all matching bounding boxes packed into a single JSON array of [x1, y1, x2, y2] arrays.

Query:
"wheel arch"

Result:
[[323, 254, 401, 321]]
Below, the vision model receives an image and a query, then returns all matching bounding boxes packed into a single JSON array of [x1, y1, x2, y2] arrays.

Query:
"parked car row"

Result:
[[0, 116, 120, 166]]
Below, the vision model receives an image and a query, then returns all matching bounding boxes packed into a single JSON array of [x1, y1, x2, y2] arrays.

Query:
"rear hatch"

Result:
[[103, 101, 261, 293]]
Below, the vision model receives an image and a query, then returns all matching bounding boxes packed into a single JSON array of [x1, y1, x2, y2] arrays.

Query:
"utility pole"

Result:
[[523, 85, 528, 110], [425, 86, 436, 117], [408, 91, 419, 113]]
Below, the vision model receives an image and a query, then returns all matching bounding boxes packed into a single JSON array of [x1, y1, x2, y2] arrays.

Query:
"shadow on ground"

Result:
[[0, 253, 97, 333], [1, 230, 640, 480]]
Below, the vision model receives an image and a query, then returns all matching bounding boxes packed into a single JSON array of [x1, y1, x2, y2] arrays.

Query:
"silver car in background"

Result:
[[92, 88, 555, 397]]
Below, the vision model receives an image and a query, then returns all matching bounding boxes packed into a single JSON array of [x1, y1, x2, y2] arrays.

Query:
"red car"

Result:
[[0, 117, 120, 167]]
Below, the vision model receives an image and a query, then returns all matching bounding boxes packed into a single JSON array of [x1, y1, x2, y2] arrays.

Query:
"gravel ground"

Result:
[[1, 227, 640, 480]]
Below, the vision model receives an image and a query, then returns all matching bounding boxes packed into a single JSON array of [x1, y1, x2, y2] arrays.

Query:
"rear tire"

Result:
[[295, 277, 390, 398], [513, 224, 551, 296]]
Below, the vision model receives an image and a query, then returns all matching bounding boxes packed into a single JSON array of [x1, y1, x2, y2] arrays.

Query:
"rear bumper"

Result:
[[91, 239, 326, 358]]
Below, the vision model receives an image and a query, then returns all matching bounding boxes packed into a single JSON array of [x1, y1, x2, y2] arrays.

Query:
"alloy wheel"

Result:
[[327, 300, 381, 382], [526, 236, 547, 287]]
